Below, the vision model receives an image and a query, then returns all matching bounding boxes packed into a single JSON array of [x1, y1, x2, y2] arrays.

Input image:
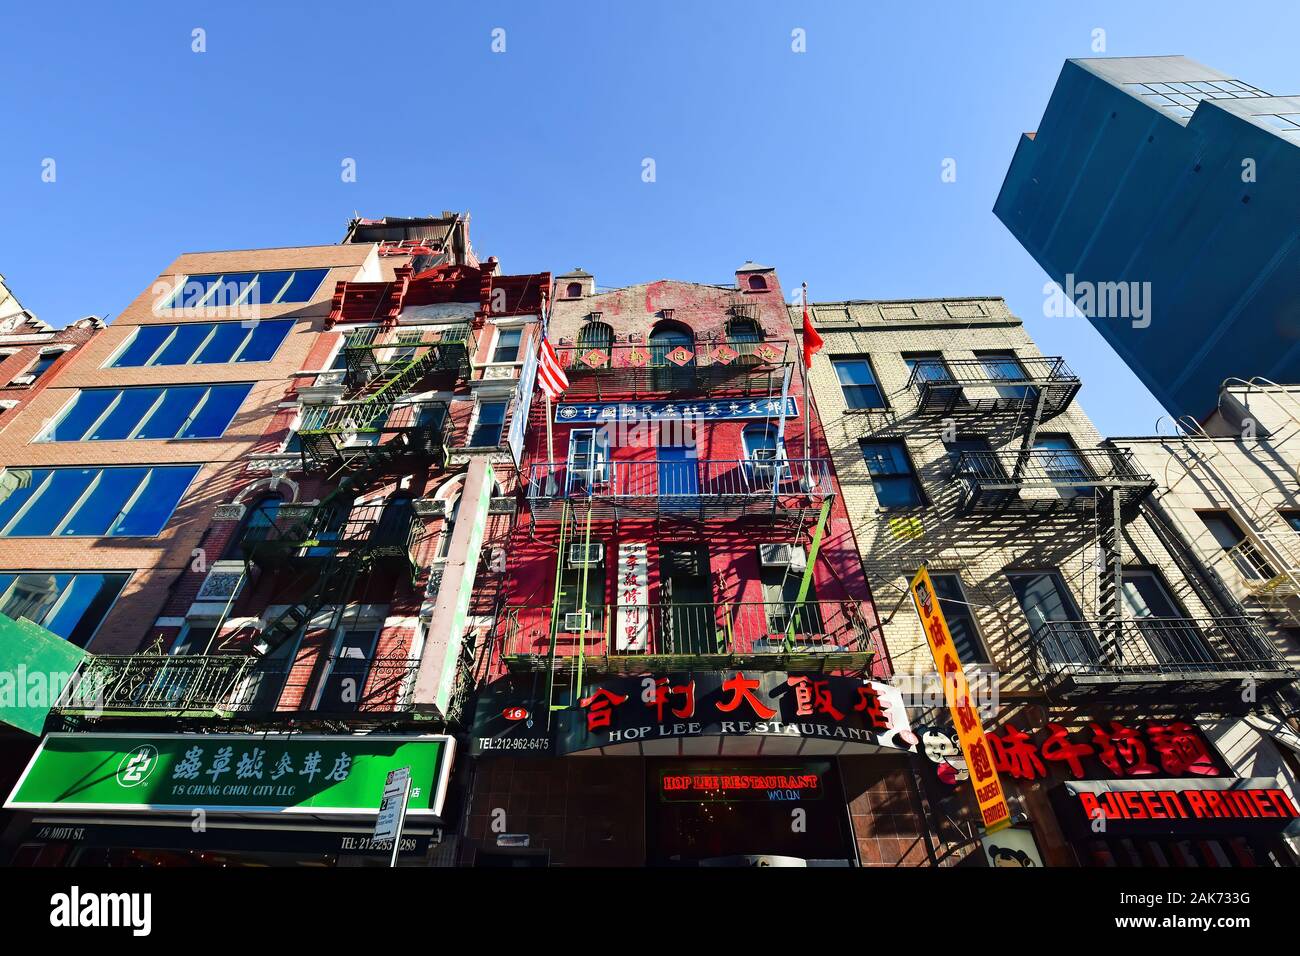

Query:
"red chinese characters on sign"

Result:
[[718, 672, 777, 720], [986, 720, 1220, 782], [650, 678, 696, 722], [852, 684, 890, 731], [786, 676, 845, 721], [579, 688, 629, 731]]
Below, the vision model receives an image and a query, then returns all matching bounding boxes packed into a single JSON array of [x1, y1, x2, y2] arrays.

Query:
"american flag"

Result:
[[537, 336, 569, 400]]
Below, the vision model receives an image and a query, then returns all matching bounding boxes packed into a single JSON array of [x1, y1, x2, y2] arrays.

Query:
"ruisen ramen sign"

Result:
[[5, 733, 455, 817]]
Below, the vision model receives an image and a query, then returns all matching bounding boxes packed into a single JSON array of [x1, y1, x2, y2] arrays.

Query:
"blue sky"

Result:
[[2, 1, 1295, 435]]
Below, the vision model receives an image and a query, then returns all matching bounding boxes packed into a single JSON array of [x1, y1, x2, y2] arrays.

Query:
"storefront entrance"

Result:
[[645, 758, 855, 865]]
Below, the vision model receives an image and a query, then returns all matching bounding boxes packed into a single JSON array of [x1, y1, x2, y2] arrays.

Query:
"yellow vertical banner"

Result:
[[910, 566, 1011, 833]]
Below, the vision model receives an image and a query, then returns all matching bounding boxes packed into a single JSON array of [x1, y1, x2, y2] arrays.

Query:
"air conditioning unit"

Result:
[[759, 543, 807, 570], [568, 543, 604, 566], [563, 612, 592, 632]]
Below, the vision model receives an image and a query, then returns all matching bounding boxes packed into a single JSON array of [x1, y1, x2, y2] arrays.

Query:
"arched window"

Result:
[[565, 282, 583, 298], [746, 274, 767, 291], [437, 494, 461, 559], [648, 321, 695, 366], [224, 494, 286, 560], [577, 321, 613, 356]]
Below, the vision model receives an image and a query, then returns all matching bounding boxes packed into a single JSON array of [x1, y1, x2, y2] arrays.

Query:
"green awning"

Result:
[[0, 613, 86, 735]]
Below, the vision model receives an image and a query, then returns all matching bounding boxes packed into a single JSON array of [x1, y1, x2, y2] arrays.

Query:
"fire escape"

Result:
[[909, 356, 1294, 703], [54, 324, 476, 722], [502, 322, 879, 718]]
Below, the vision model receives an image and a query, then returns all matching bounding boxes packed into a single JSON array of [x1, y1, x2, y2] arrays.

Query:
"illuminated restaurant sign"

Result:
[[1057, 778, 1300, 835], [660, 769, 824, 802], [470, 671, 916, 757]]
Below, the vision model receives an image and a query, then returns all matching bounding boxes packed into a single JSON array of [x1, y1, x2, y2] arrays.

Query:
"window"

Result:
[[224, 497, 284, 559], [469, 400, 507, 447], [648, 323, 695, 365], [491, 327, 523, 363], [1281, 512, 1300, 534], [832, 358, 886, 409], [0, 465, 199, 537], [559, 551, 605, 632], [566, 428, 611, 491], [437, 495, 461, 559], [164, 269, 328, 310], [746, 274, 768, 291], [860, 440, 923, 508], [904, 352, 963, 404], [928, 573, 987, 663], [0, 572, 129, 647], [577, 322, 613, 354], [1032, 435, 1091, 498], [42, 384, 252, 441], [110, 320, 293, 367], [1008, 570, 1097, 664], [760, 561, 823, 636], [314, 628, 380, 713], [1122, 569, 1217, 665], [171, 623, 216, 656], [975, 351, 1035, 401], [1198, 512, 1275, 580], [18, 351, 60, 384], [742, 423, 787, 485], [565, 282, 583, 298]]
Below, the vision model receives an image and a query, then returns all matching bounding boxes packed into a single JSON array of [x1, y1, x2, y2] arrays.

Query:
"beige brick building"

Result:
[[797, 296, 1300, 867]]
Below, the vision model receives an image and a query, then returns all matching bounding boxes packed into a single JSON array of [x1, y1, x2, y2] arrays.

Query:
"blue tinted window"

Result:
[[7, 470, 96, 535], [136, 386, 209, 439], [44, 573, 129, 647], [278, 269, 328, 303], [112, 467, 198, 536], [0, 466, 197, 537], [63, 468, 149, 535], [167, 276, 220, 309], [89, 388, 162, 440], [193, 323, 252, 364], [179, 384, 250, 438], [46, 390, 117, 441], [152, 323, 213, 365], [235, 320, 293, 362], [0, 470, 43, 531], [250, 271, 293, 306], [112, 326, 174, 367]]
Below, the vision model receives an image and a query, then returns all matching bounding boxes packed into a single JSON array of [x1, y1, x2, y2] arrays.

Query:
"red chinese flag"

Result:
[[802, 294, 823, 369]]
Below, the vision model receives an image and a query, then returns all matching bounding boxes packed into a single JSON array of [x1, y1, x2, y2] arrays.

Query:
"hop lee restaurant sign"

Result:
[[472, 670, 917, 757], [5, 733, 456, 817]]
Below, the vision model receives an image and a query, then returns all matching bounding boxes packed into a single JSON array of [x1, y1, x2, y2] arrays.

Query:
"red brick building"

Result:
[[461, 264, 939, 866]]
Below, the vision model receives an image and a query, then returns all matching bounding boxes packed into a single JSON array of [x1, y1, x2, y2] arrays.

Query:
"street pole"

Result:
[[388, 773, 411, 868]]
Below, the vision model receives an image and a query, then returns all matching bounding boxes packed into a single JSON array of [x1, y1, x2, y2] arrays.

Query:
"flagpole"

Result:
[[802, 282, 812, 476]]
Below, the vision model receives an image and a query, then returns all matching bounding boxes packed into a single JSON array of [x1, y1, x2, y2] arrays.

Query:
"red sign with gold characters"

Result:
[[911, 566, 1011, 833]]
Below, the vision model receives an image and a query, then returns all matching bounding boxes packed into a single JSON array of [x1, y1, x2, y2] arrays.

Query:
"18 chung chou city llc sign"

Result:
[[4, 733, 456, 817]]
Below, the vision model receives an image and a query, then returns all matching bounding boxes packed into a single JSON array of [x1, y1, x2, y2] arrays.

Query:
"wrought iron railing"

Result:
[[953, 447, 1154, 511], [240, 499, 423, 567], [527, 458, 834, 519], [498, 600, 876, 662], [55, 654, 421, 716], [551, 338, 793, 398], [906, 356, 1081, 418], [341, 323, 474, 385], [1028, 616, 1294, 696]]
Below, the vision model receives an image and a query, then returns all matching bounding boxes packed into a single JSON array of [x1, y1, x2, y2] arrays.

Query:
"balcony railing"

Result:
[[498, 600, 877, 673], [552, 338, 793, 399], [953, 447, 1155, 512], [526, 457, 835, 521], [1224, 530, 1300, 599], [55, 654, 421, 717], [296, 400, 454, 469], [240, 499, 423, 572], [1029, 616, 1295, 700], [341, 323, 474, 388], [906, 356, 1081, 420]]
